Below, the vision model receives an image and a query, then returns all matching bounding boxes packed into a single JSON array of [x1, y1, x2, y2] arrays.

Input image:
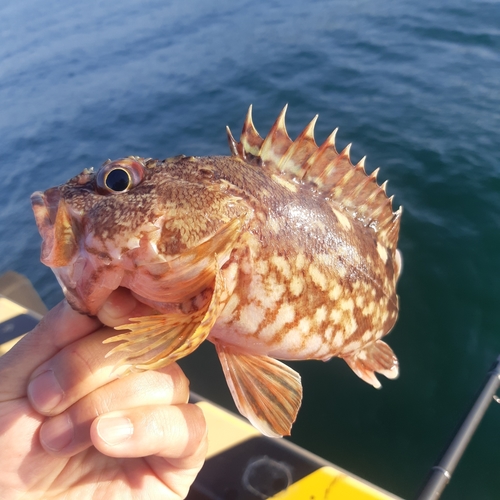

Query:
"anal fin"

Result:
[[103, 262, 224, 374], [342, 339, 399, 389], [214, 342, 302, 437]]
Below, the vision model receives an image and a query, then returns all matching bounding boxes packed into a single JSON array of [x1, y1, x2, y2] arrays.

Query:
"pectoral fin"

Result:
[[130, 216, 244, 303], [214, 342, 302, 438], [104, 262, 224, 374], [342, 339, 399, 389]]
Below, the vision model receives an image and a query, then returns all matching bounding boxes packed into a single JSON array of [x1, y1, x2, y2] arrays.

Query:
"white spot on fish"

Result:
[[271, 255, 292, 279], [309, 263, 328, 291], [289, 275, 304, 296], [355, 295, 364, 308], [298, 317, 311, 334], [314, 305, 328, 325], [332, 330, 344, 349], [362, 329, 374, 342], [347, 317, 358, 336], [324, 326, 333, 342], [268, 216, 281, 234], [238, 303, 266, 334], [340, 298, 354, 312], [377, 242, 388, 263], [329, 283, 342, 301], [254, 259, 269, 275], [330, 309, 342, 324], [295, 253, 306, 270], [259, 302, 296, 341]]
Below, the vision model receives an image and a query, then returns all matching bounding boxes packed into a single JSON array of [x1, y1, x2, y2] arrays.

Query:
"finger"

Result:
[[27, 326, 119, 415], [92, 403, 207, 469], [97, 287, 155, 328], [0, 301, 101, 400], [37, 363, 189, 456], [27, 320, 188, 416]]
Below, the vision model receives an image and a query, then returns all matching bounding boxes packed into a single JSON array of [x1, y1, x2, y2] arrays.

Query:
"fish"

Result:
[[31, 105, 403, 437]]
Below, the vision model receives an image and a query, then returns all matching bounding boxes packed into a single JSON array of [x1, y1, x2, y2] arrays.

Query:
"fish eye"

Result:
[[96, 158, 145, 194], [105, 168, 131, 192]]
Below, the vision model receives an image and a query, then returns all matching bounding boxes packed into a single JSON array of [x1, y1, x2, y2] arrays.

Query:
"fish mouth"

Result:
[[31, 188, 78, 268], [31, 188, 125, 315]]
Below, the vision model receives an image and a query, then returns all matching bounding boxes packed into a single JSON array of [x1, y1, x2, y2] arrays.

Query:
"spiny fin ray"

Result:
[[240, 105, 263, 158], [259, 104, 292, 168]]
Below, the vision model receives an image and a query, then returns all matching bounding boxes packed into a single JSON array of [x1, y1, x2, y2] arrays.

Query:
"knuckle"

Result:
[[157, 363, 190, 401], [168, 363, 190, 390], [185, 404, 207, 451]]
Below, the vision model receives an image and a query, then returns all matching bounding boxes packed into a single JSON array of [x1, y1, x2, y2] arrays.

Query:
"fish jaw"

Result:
[[31, 187, 124, 314]]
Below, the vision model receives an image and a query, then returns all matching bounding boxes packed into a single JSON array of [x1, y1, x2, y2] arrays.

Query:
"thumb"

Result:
[[97, 288, 155, 327]]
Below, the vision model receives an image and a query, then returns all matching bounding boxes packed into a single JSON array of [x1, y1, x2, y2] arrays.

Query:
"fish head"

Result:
[[31, 156, 245, 315]]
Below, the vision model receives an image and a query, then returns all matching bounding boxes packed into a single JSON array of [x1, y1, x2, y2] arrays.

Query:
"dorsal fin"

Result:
[[226, 106, 402, 251]]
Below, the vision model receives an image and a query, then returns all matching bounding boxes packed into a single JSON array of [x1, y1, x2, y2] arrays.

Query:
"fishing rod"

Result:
[[416, 355, 500, 500]]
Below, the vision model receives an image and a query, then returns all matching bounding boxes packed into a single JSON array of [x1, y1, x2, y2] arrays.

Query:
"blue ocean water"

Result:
[[1, 0, 500, 498]]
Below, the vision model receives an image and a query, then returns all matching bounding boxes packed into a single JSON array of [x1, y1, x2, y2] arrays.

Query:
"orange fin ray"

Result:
[[342, 339, 399, 389], [104, 263, 224, 374], [229, 106, 401, 251], [214, 342, 303, 437]]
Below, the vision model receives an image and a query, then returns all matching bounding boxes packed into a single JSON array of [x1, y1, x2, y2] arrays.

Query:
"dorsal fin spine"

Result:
[[345, 164, 370, 200], [341, 143, 352, 161], [226, 126, 238, 157], [241, 105, 263, 156], [259, 105, 292, 167], [303, 128, 339, 182], [278, 115, 318, 175]]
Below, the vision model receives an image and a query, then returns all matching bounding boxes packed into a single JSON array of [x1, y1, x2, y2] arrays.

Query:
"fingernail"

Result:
[[40, 413, 74, 451], [97, 416, 134, 446], [28, 370, 64, 413]]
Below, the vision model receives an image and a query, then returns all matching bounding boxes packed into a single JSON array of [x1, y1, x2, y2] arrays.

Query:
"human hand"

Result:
[[0, 289, 207, 500]]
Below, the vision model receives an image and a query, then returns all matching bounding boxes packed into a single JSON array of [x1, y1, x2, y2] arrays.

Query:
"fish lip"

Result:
[[31, 186, 80, 269], [31, 188, 61, 265], [31, 187, 61, 231]]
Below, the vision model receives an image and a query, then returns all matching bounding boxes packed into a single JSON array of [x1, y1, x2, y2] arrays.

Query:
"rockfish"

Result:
[[31, 106, 402, 437]]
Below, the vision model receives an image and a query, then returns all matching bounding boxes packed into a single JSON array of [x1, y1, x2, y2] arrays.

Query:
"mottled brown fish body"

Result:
[[31, 106, 402, 437], [189, 155, 399, 364]]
